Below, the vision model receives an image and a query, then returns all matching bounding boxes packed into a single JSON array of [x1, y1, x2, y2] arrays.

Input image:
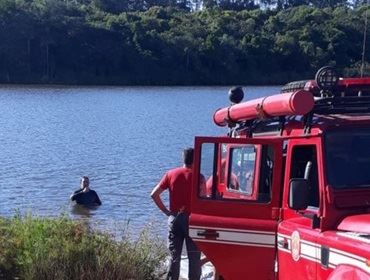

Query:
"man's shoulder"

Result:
[[88, 189, 98, 195], [167, 167, 190, 175], [90, 190, 98, 195]]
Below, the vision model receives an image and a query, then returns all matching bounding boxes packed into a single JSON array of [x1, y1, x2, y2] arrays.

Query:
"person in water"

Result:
[[70, 176, 102, 206]]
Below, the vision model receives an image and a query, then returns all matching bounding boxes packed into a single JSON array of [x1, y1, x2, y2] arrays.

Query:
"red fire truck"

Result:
[[189, 67, 370, 279]]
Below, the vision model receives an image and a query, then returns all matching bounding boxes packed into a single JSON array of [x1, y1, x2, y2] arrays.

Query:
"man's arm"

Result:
[[70, 189, 82, 201], [150, 184, 170, 216], [70, 192, 80, 201], [94, 192, 102, 206]]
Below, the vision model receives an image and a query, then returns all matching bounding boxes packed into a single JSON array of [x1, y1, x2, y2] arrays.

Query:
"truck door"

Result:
[[277, 140, 322, 280], [189, 136, 283, 280]]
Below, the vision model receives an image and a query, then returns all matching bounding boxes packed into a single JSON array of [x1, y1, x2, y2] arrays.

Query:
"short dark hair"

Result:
[[183, 148, 194, 166]]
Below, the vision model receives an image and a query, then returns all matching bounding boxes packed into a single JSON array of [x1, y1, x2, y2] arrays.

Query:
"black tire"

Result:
[[280, 80, 309, 93]]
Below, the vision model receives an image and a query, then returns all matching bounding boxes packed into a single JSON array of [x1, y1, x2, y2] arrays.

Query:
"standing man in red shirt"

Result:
[[151, 148, 201, 280]]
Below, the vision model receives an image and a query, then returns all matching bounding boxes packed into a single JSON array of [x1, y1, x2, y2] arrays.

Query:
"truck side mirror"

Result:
[[289, 178, 309, 210]]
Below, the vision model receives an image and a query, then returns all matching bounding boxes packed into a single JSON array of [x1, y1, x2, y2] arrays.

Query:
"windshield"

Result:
[[326, 129, 370, 189]]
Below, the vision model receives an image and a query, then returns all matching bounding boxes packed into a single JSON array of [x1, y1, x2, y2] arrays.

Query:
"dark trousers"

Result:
[[167, 213, 201, 280]]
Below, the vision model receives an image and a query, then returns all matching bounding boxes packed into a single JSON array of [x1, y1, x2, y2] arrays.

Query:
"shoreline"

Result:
[[0, 214, 167, 279]]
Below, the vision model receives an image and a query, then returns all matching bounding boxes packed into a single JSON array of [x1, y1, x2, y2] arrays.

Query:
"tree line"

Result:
[[92, 1, 366, 12], [0, 0, 369, 85]]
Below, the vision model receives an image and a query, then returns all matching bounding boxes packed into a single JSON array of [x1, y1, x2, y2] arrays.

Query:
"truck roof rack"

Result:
[[241, 95, 370, 137], [233, 67, 370, 137], [313, 96, 370, 115]]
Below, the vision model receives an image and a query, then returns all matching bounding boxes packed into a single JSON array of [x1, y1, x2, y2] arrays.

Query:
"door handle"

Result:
[[197, 229, 219, 239], [277, 239, 289, 249]]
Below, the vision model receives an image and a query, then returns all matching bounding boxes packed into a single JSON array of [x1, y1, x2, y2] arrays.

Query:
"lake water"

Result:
[[0, 85, 279, 239]]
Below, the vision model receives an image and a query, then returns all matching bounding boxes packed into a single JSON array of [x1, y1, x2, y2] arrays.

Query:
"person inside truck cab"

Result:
[[233, 159, 254, 194], [204, 159, 240, 197]]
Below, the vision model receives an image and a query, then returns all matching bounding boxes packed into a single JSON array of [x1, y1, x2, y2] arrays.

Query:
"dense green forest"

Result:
[[0, 0, 369, 85]]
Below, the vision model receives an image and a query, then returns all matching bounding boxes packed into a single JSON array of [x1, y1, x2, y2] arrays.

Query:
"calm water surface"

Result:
[[0, 85, 279, 239]]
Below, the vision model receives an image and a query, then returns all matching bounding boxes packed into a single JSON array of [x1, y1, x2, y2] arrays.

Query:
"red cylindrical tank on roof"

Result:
[[213, 90, 315, 127]]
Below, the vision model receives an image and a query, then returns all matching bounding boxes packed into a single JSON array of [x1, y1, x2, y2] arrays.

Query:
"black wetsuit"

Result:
[[71, 189, 102, 206]]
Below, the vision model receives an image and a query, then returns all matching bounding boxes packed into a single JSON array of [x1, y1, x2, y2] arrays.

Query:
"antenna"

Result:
[[361, 1, 369, 77]]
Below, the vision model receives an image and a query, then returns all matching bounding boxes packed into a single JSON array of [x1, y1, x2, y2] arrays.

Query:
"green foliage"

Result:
[[0, 215, 166, 280], [0, 1, 368, 85]]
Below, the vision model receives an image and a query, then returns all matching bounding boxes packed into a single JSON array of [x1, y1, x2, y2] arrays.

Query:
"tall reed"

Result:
[[0, 214, 166, 280]]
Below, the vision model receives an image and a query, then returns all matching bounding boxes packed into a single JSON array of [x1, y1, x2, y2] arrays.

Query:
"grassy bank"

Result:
[[0, 215, 166, 280]]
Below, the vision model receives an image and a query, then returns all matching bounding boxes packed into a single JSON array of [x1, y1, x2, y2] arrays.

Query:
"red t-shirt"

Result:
[[158, 167, 193, 214]]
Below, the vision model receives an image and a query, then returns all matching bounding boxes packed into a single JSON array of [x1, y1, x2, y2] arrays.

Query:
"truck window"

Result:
[[290, 145, 319, 208], [228, 145, 255, 194], [198, 143, 273, 202], [198, 143, 215, 197], [326, 129, 370, 189], [259, 145, 274, 203]]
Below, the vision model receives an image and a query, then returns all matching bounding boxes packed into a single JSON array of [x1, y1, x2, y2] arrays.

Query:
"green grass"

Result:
[[0, 214, 167, 280]]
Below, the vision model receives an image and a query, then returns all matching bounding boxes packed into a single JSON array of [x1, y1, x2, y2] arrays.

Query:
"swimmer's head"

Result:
[[80, 176, 90, 189]]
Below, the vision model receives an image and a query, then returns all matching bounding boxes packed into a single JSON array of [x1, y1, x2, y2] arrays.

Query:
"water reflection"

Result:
[[71, 203, 99, 218], [70, 203, 101, 232]]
